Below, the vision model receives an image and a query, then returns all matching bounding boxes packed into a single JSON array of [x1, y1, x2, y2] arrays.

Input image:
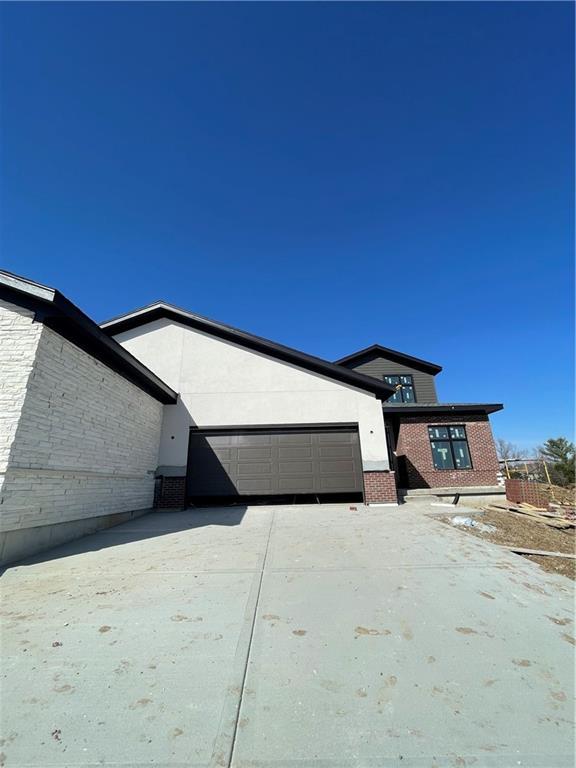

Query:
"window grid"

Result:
[[384, 374, 416, 404]]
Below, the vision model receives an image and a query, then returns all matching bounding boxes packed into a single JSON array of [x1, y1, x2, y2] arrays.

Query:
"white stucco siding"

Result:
[[113, 319, 389, 471]]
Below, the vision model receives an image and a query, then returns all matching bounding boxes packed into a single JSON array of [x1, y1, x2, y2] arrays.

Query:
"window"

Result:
[[428, 425, 472, 470], [384, 374, 416, 403]]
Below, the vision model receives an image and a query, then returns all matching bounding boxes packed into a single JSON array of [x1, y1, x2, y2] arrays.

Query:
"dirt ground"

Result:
[[438, 507, 576, 580]]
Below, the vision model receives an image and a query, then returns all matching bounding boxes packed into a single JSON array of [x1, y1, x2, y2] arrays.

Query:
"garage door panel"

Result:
[[278, 461, 314, 474], [318, 446, 355, 458], [237, 434, 274, 446], [236, 477, 274, 492], [207, 435, 236, 447], [237, 462, 273, 476], [237, 447, 273, 460], [278, 477, 316, 492], [320, 459, 355, 473], [278, 446, 313, 459], [320, 476, 361, 491], [279, 433, 313, 445], [317, 432, 355, 443], [211, 448, 233, 461], [187, 427, 362, 497]]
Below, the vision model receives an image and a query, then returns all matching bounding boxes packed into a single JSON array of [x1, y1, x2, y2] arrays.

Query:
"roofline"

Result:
[[0, 270, 178, 404], [100, 302, 397, 400], [335, 344, 443, 375], [382, 403, 504, 415]]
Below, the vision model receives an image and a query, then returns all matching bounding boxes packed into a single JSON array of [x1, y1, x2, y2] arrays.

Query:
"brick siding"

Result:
[[395, 413, 499, 489], [156, 476, 187, 509], [1, 315, 163, 533], [505, 479, 550, 508], [363, 471, 398, 504]]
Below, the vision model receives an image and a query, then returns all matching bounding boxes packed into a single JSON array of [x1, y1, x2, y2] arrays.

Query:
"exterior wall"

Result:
[[113, 319, 391, 481], [1, 319, 163, 563], [363, 471, 398, 505], [341, 352, 438, 403], [395, 413, 499, 489], [0, 300, 44, 492]]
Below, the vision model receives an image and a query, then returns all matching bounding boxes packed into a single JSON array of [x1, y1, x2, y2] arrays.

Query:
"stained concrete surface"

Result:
[[0, 504, 573, 767]]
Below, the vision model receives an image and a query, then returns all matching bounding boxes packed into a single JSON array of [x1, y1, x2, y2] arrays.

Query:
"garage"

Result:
[[186, 424, 363, 502], [102, 300, 395, 508]]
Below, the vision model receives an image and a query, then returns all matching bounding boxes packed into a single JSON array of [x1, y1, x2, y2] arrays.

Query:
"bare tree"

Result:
[[495, 438, 523, 461]]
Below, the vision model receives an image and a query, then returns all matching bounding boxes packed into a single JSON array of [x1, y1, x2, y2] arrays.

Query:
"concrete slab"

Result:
[[1, 504, 573, 768]]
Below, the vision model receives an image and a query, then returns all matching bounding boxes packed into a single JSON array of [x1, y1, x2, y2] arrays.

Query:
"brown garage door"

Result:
[[186, 424, 363, 498]]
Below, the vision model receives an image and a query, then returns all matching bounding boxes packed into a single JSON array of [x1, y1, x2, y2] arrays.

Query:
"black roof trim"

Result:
[[100, 302, 396, 399], [0, 270, 177, 404], [335, 344, 442, 375], [382, 403, 503, 415]]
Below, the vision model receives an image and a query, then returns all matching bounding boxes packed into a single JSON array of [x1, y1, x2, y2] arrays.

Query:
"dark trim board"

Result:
[[383, 404, 503, 415], [190, 423, 360, 435], [101, 302, 396, 400], [0, 270, 177, 404]]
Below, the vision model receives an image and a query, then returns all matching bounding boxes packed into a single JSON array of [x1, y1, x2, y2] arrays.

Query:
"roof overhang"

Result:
[[382, 403, 504, 416], [335, 344, 442, 375], [0, 270, 177, 404], [101, 302, 397, 400]]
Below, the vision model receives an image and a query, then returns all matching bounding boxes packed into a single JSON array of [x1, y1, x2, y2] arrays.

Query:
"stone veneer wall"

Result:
[[0, 300, 43, 493], [0, 301, 163, 564]]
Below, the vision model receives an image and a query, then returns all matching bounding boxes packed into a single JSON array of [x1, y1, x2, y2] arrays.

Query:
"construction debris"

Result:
[[486, 501, 575, 529], [438, 505, 575, 580], [505, 546, 576, 560], [451, 516, 497, 534]]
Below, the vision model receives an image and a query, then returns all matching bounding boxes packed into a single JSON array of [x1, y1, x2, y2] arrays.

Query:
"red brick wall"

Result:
[[155, 476, 186, 509], [505, 479, 549, 508], [395, 414, 499, 489], [363, 471, 398, 504]]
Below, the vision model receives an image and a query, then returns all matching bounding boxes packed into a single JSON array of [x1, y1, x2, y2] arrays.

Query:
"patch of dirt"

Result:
[[438, 508, 575, 580]]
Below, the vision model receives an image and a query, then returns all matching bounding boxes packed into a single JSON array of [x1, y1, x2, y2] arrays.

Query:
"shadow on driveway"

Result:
[[1, 506, 248, 572]]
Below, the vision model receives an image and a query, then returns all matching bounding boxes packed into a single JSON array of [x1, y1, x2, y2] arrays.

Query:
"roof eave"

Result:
[[382, 403, 504, 415], [0, 271, 178, 405]]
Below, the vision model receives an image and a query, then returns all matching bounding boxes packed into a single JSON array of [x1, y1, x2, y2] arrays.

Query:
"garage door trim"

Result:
[[189, 422, 360, 435]]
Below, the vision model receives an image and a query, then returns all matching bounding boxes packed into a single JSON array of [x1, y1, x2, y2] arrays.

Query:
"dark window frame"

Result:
[[383, 373, 417, 403], [428, 424, 473, 470]]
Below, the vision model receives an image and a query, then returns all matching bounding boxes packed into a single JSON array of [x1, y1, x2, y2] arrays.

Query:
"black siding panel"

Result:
[[343, 356, 438, 403]]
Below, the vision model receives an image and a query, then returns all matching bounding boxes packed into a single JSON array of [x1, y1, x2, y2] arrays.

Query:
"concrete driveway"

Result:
[[1, 504, 574, 768]]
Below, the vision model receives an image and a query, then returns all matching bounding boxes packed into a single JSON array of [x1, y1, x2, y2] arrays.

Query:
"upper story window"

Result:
[[428, 425, 472, 470], [384, 374, 416, 403]]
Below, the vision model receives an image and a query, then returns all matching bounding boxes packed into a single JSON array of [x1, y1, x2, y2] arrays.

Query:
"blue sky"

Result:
[[1, 2, 573, 450]]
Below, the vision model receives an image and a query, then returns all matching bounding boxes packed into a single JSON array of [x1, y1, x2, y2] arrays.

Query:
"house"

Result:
[[0, 269, 503, 564]]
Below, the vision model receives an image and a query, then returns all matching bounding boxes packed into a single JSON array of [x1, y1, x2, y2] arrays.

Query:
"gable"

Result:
[[102, 303, 395, 399], [113, 317, 384, 398], [338, 348, 439, 404], [335, 344, 442, 375]]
